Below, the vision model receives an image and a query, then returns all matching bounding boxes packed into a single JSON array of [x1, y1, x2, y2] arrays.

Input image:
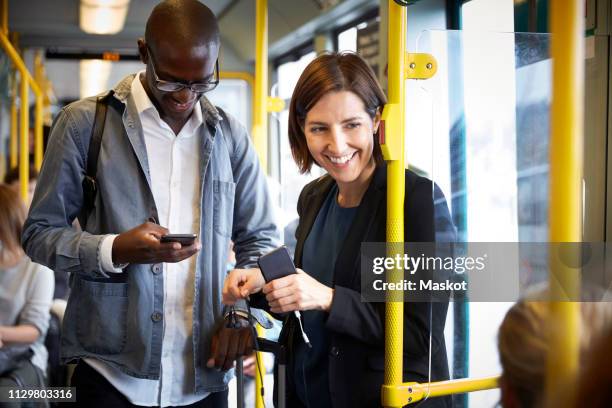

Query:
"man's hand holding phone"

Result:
[[222, 268, 266, 304], [112, 222, 201, 264]]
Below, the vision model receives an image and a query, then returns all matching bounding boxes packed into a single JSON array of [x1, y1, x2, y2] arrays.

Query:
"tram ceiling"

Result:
[[8, 0, 376, 63], [7, 0, 231, 51]]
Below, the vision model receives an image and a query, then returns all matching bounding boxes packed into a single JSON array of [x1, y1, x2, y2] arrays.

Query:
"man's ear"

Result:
[[137, 39, 148, 64]]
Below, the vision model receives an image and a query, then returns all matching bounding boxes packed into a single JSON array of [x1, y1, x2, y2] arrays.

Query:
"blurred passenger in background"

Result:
[[3, 167, 68, 301], [3, 165, 38, 207], [573, 326, 612, 408], [498, 295, 612, 408], [0, 185, 54, 398]]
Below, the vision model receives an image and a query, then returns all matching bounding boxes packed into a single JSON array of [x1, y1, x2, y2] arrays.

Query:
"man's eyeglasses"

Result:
[[147, 48, 219, 93]]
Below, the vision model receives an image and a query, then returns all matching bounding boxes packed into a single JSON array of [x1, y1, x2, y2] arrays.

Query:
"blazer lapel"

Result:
[[294, 176, 334, 268]]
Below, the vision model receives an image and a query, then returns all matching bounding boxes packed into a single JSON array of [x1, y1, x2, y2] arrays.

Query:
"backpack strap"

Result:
[[81, 91, 113, 222]]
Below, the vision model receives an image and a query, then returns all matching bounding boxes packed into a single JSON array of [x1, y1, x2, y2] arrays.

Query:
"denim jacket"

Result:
[[22, 74, 280, 393]]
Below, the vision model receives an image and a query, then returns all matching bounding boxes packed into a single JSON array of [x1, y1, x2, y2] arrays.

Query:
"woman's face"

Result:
[[304, 90, 380, 187]]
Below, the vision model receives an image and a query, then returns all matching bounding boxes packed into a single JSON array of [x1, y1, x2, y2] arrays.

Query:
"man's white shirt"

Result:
[[86, 71, 209, 407]]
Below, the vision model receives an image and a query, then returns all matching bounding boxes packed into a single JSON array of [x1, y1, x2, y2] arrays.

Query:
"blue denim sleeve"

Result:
[[226, 113, 281, 268], [221, 112, 280, 325], [22, 104, 109, 279]]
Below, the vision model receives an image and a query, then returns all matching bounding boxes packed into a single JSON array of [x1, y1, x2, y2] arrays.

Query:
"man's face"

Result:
[[139, 40, 219, 125]]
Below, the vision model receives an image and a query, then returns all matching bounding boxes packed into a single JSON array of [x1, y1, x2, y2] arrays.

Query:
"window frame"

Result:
[[331, 7, 379, 52]]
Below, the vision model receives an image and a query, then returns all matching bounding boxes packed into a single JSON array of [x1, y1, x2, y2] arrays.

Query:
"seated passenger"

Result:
[[574, 326, 612, 407], [0, 185, 54, 392], [3, 165, 38, 207], [224, 52, 454, 407], [498, 294, 612, 408]]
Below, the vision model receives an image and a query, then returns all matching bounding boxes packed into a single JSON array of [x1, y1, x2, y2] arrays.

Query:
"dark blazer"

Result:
[[259, 165, 454, 407]]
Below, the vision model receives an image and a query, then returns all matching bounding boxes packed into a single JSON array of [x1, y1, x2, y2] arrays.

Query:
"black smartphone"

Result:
[[257, 246, 297, 282], [160, 234, 197, 245]]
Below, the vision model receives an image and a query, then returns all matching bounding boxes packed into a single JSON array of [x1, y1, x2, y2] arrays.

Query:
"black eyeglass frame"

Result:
[[146, 46, 220, 93]]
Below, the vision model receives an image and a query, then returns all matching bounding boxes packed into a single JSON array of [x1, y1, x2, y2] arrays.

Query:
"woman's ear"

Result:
[[373, 108, 382, 134]]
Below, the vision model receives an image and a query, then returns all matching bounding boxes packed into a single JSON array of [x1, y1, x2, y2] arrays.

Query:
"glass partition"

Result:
[[407, 30, 552, 406]]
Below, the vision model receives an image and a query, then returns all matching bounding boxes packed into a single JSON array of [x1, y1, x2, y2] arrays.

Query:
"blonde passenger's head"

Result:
[[498, 298, 612, 408]]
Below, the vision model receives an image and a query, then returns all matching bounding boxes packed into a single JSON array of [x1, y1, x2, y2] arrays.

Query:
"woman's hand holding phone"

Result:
[[263, 269, 334, 313]]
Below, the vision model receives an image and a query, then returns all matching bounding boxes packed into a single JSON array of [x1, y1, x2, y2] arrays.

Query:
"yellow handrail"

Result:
[[0, 32, 43, 201], [253, 0, 268, 172], [546, 0, 583, 405], [1, 0, 6, 37], [0, 0, 44, 200], [9, 70, 17, 169], [220, 71, 254, 88], [412, 376, 499, 399], [33, 51, 44, 170], [381, 1, 406, 407], [383, 376, 499, 405], [254, 2, 268, 406]]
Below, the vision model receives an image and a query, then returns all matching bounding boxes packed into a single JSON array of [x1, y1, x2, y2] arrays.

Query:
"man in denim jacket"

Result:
[[22, 1, 279, 406]]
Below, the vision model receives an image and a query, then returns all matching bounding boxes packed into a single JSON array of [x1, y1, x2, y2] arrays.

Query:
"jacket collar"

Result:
[[109, 73, 222, 128], [294, 165, 387, 285]]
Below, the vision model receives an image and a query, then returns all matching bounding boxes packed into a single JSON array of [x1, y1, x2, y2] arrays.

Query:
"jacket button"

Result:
[[330, 346, 340, 357], [151, 264, 162, 275], [151, 312, 162, 322]]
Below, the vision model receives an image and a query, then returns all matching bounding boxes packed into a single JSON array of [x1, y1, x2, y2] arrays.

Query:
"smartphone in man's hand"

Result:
[[160, 234, 197, 246]]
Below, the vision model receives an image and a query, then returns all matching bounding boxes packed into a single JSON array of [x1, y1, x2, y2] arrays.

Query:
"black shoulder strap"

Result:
[[81, 92, 112, 221], [87, 93, 111, 178]]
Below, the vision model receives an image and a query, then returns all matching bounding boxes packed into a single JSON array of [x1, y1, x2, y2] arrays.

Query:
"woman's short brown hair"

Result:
[[288, 52, 387, 174], [0, 184, 26, 254]]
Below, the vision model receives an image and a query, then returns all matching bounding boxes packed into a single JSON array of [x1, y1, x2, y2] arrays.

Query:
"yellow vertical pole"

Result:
[[382, 1, 406, 407], [546, 0, 584, 405], [254, 2, 268, 407], [33, 51, 44, 170], [19, 72, 29, 201], [1, 0, 7, 36], [254, 325, 264, 408], [253, 0, 268, 172], [9, 72, 18, 168]]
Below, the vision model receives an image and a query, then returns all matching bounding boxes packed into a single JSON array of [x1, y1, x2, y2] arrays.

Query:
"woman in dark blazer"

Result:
[[223, 52, 454, 407]]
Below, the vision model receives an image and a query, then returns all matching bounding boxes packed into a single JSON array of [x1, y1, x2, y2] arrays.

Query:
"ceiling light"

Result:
[[80, 0, 130, 35]]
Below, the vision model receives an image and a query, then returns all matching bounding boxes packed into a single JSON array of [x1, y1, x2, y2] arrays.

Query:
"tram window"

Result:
[[275, 51, 319, 226], [462, 0, 514, 32], [207, 79, 250, 131], [337, 26, 358, 52], [335, 16, 380, 78]]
